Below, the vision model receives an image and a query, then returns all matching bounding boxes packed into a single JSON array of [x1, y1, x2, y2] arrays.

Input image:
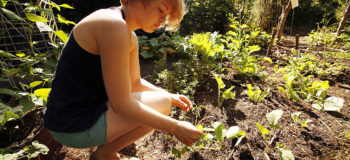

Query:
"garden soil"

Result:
[[46, 36, 350, 160]]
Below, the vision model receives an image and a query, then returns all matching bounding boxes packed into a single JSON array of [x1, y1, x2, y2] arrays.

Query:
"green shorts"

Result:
[[48, 113, 106, 148]]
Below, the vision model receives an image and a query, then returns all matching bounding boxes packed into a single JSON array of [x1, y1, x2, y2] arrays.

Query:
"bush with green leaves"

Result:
[[222, 16, 272, 77]]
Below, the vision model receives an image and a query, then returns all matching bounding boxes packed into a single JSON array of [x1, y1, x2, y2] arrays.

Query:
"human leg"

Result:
[[94, 91, 172, 159]]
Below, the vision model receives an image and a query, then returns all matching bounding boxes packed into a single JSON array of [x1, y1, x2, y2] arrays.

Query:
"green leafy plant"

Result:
[[213, 74, 235, 107], [256, 110, 284, 154], [246, 84, 270, 103], [222, 16, 272, 77], [291, 112, 312, 128], [276, 59, 329, 103], [172, 122, 245, 158]]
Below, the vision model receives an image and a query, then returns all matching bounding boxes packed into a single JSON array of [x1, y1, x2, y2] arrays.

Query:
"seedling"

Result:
[[246, 84, 270, 103], [256, 110, 283, 154], [213, 74, 235, 107], [171, 121, 245, 158], [291, 112, 312, 128]]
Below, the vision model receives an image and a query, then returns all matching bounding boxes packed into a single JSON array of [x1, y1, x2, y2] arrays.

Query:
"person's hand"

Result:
[[169, 94, 192, 112], [173, 121, 201, 146]]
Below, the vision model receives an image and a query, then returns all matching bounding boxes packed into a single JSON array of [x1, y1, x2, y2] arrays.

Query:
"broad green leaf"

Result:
[[266, 110, 283, 127], [25, 141, 49, 159], [36, 22, 53, 32], [225, 126, 240, 140], [279, 148, 295, 160], [1, 8, 23, 21], [256, 123, 269, 137], [212, 122, 225, 141], [19, 96, 35, 113], [0, 50, 15, 58], [312, 96, 344, 111], [59, 4, 74, 9], [30, 81, 43, 88], [25, 13, 48, 22], [33, 88, 51, 102], [54, 30, 68, 43]]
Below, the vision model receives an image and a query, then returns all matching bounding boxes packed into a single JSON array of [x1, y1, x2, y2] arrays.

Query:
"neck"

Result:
[[121, 6, 140, 32]]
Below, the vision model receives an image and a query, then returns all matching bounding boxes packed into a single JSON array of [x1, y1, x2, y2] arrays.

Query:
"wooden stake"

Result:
[[267, 28, 277, 56]]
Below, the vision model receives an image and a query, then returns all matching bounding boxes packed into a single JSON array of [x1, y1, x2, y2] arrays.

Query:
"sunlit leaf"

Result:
[[279, 148, 295, 160], [256, 123, 269, 138], [36, 22, 53, 32], [225, 126, 240, 140], [54, 30, 68, 43], [266, 110, 283, 127], [57, 14, 76, 25], [222, 86, 235, 99], [25, 141, 49, 159], [213, 74, 225, 89], [59, 4, 74, 9], [30, 81, 43, 88], [312, 96, 344, 111], [33, 88, 51, 102], [25, 13, 48, 22]]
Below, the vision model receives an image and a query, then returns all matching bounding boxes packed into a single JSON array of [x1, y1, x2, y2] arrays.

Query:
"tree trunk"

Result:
[[276, 0, 292, 42], [337, 2, 350, 36]]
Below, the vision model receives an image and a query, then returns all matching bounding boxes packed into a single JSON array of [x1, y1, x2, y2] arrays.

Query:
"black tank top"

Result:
[[44, 7, 125, 132]]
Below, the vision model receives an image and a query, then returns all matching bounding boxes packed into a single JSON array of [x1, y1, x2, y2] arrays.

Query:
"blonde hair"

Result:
[[165, 0, 187, 31], [121, 0, 187, 31]]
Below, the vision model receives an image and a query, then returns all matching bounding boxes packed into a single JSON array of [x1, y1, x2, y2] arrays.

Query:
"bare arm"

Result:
[[97, 16, 178, 134]]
